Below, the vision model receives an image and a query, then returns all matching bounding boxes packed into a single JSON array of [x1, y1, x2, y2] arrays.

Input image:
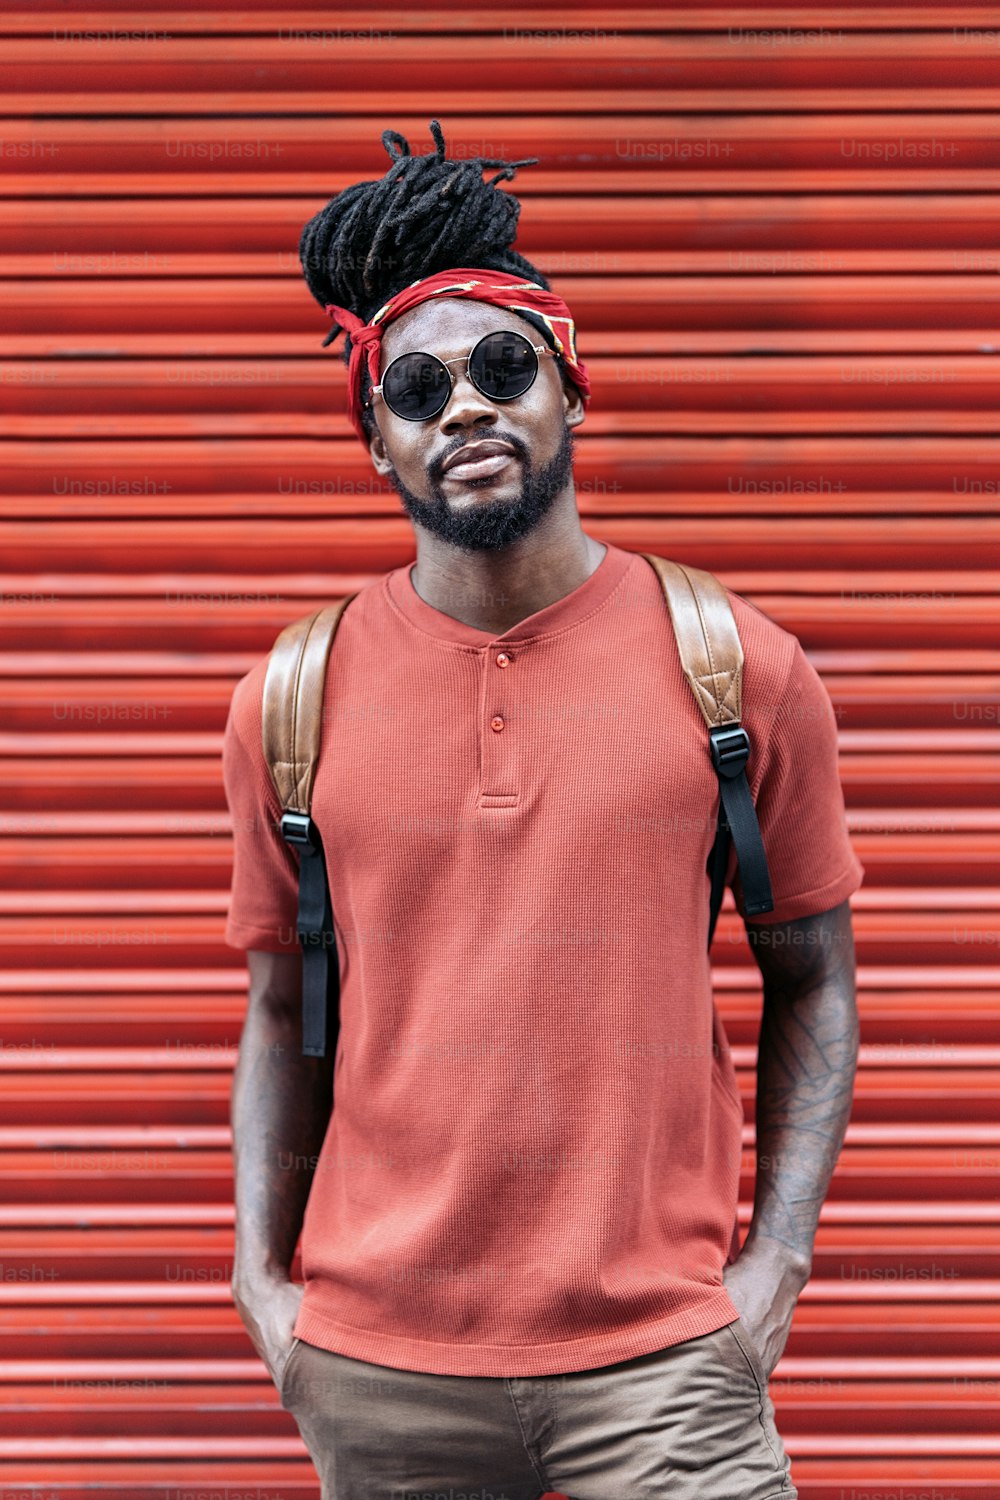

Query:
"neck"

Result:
[[409, 514, 607, 636]]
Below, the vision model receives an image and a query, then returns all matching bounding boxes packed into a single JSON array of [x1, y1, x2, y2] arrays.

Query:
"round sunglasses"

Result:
[[368, 329, 556, 423]]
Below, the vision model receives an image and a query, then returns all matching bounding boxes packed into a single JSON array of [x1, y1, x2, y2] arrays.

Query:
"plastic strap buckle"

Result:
[[708, 724, 750, 779], [280, 811, 319, 852]]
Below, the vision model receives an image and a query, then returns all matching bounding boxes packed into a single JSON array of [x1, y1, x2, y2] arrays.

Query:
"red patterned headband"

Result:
[[324, 266, 591, 447]]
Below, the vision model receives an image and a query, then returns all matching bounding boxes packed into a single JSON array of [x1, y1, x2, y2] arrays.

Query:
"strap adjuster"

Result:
[[708, 724, 750, 779], [280, 811, 319, 851]]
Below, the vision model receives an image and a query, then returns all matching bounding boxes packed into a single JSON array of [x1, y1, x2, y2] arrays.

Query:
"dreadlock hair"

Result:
[[299, 119, 560, 440]]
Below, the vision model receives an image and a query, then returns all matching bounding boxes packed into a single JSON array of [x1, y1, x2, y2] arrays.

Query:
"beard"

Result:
[[382, 422, 576, 553]]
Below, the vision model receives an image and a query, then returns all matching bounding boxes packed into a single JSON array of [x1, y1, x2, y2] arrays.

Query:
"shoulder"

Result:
[[625, 551, 804, 701], [227, 576, 382, 725], [718, 583, 840, 778], [228, 573, 391, 752], [227, 651, 269, 733], [721, 582, 802, 701]]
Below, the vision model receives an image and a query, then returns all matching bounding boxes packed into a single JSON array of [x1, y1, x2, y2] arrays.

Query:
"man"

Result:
[[221, 121, 864, 1499]]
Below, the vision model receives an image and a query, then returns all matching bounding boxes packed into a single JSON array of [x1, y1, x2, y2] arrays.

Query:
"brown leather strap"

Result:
[[261, 596, 356, 813], [639, 554, 743, 728]]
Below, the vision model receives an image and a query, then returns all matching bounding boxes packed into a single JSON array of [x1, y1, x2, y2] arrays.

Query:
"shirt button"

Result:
[[490, 716, 505, 732], [495, 652, 511, 668]]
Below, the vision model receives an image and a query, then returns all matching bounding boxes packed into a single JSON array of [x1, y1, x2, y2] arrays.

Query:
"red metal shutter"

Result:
[[1, 5, 998, 1496]]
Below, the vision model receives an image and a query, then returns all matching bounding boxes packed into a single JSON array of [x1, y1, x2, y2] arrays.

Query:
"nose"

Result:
[[436, 361, 499, 434]]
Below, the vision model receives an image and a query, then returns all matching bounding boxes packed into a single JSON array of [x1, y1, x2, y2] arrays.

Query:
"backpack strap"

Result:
[[639, 554, 774, 946], [261, 596, 357, 1056]]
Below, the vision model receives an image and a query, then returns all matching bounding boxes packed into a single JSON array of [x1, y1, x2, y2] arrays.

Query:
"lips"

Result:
[[441, 440, 517, 477]]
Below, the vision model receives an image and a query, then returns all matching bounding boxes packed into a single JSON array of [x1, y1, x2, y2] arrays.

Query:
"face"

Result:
[[366, 298, 586, 553]]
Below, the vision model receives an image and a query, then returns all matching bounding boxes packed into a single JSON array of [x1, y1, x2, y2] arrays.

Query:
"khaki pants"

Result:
[[279, 1315, 798, 1500]]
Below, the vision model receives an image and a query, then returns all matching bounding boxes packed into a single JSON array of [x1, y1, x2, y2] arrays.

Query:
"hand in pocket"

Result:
[[232, 1270, 306, 1390]]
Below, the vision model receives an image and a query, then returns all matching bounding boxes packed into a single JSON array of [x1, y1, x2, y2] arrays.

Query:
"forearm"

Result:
[[746, 934, 859, 1273], [230, 989, 335, 1288]]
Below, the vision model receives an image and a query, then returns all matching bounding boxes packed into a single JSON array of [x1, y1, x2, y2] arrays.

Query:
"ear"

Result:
[[563, 376, 586, 430], [367, 419, 393, 475]]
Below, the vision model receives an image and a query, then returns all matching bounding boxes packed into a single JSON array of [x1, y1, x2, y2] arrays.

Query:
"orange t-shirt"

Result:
[[222, 539, 864, 1377]]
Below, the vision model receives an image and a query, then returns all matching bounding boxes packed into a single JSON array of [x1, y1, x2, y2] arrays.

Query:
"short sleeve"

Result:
[[730, 640, 865, 925], [221, 665, 302, 952]]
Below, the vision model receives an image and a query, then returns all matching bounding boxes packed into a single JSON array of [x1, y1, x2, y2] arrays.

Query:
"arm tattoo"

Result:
[[230, 959, 336, 1282], [743, 898, 860, 1270]]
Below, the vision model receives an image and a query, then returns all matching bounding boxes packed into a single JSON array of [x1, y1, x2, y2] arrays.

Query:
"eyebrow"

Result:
[[384, 324, 528, 362]]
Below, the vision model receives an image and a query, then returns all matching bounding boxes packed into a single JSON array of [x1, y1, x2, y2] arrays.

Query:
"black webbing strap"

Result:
[[280, 811, 339, 1057], [706, 724, 774, 949], [706, 822, 730, 952]]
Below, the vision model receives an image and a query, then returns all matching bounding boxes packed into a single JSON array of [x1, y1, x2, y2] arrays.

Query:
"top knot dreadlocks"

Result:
[[299, 119, 555, 436]]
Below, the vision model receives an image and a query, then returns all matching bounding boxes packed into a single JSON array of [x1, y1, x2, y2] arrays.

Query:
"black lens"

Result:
[[470, 331, 538, 401], [382, 353, 450, 420]]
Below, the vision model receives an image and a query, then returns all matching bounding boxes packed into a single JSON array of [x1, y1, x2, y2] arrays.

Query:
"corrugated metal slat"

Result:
[[1, 4, 998, 1496]]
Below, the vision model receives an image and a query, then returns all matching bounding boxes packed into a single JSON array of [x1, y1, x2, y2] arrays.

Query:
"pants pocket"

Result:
[[719, 1319, 795, 1488], [278, 1335, 304, 1408], [727, 1315, 771, 1393]]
